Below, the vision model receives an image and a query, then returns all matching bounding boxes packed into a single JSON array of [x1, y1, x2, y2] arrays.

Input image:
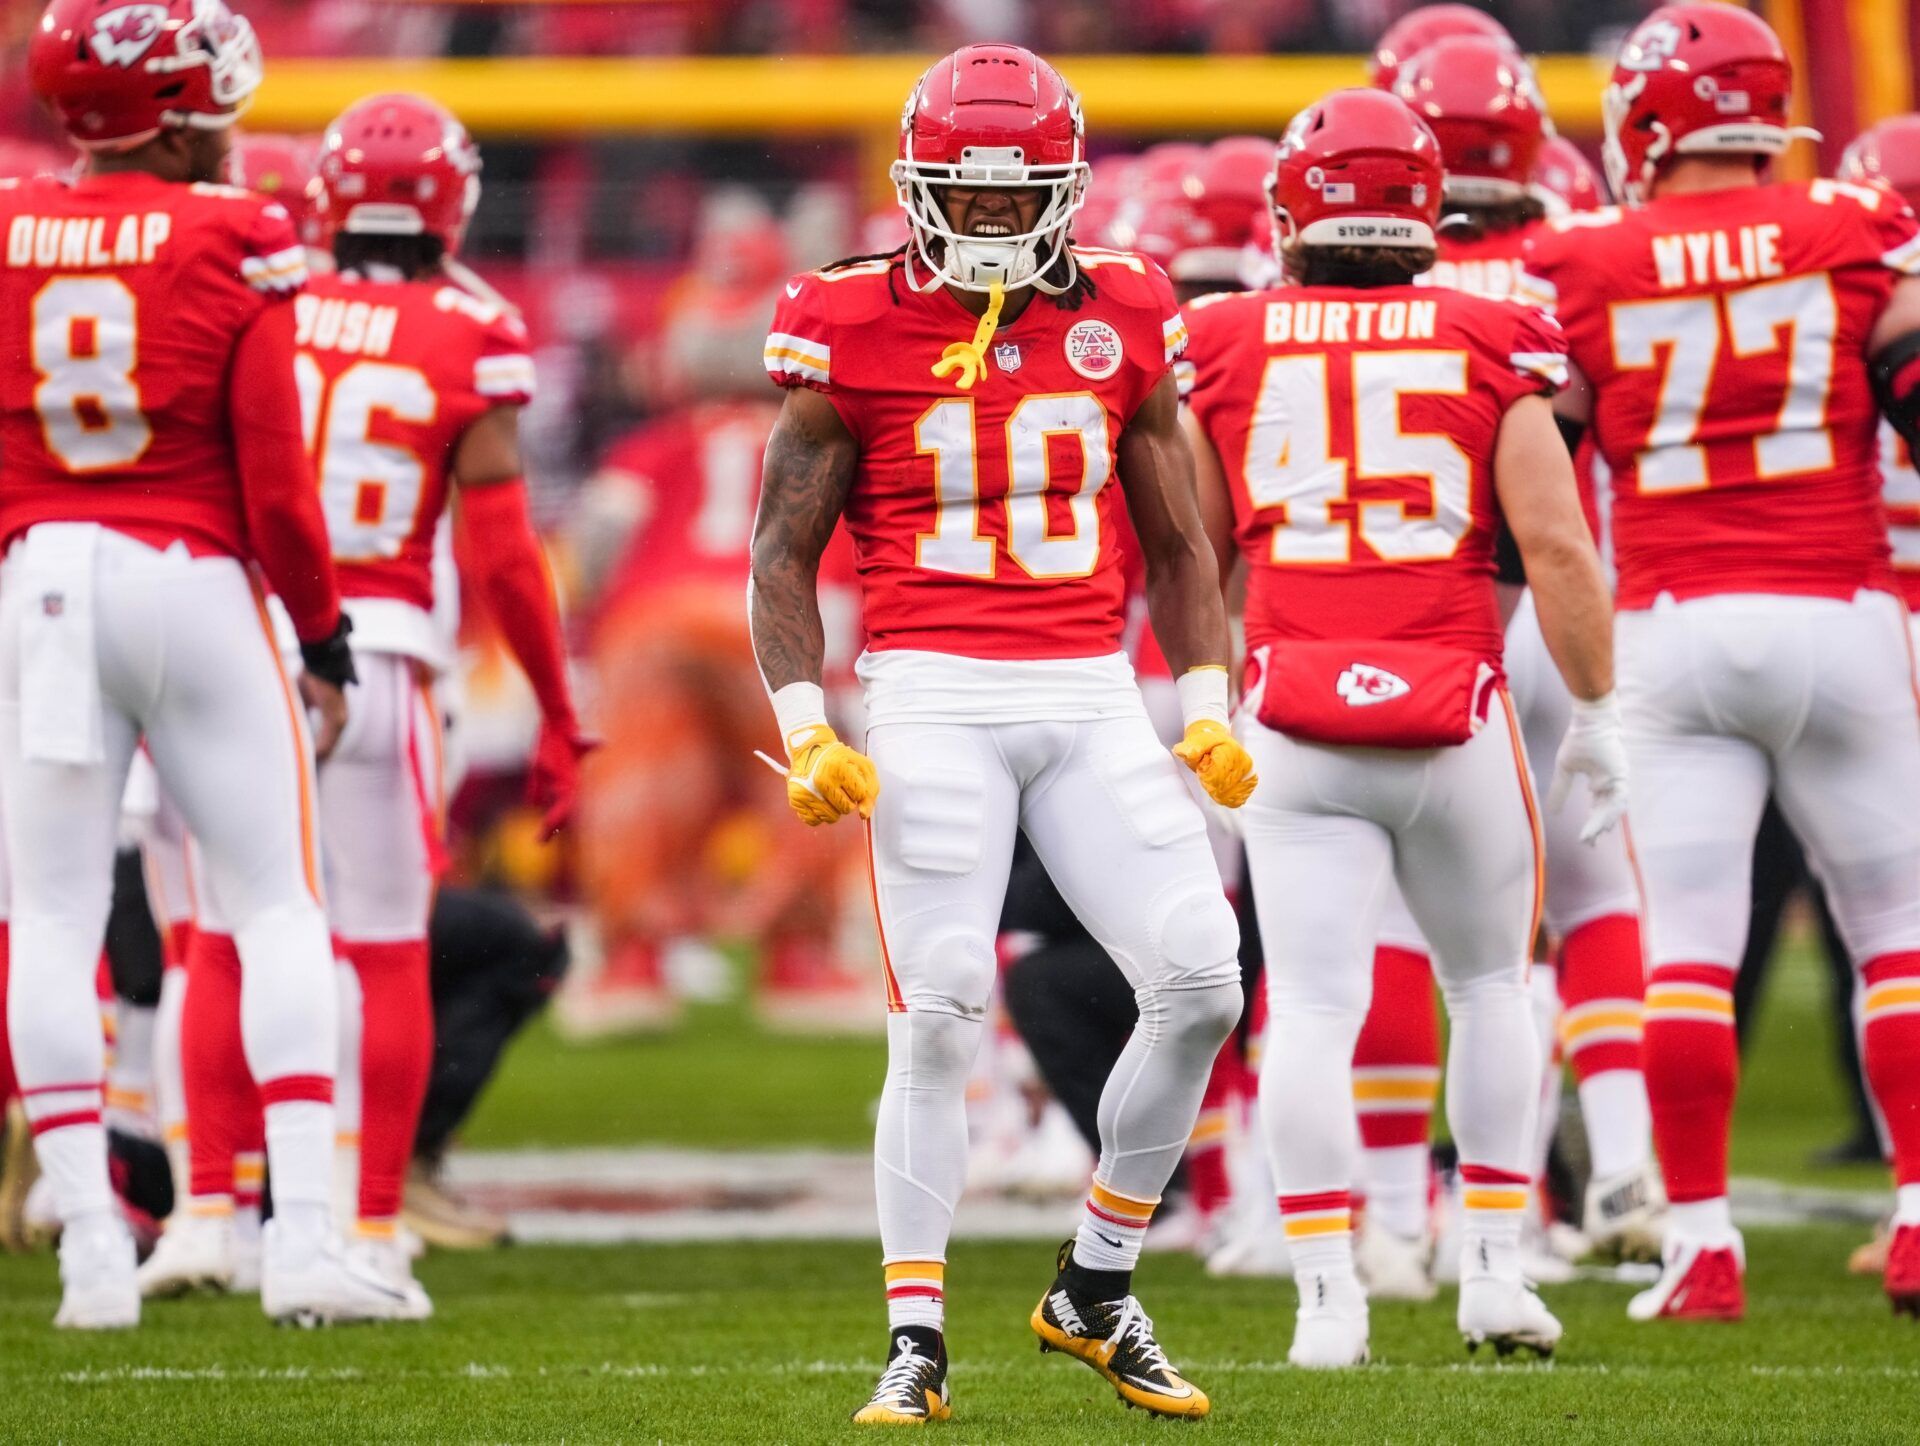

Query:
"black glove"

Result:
[[299, 613, 357, 689]]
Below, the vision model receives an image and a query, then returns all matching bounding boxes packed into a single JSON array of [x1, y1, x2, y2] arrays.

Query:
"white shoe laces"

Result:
[[1110, 1297, 1172, 1374], [871, 1350, 933, 1407]]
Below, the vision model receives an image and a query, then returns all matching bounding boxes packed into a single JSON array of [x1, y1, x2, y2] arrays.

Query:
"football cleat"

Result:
[[54, 1216, 140, 1330], [0, 1100, 39, 1254], [1205, 1216, 1293, 1278], [136, 1211, 236, 1298], [260, 1220, 414, 1326], [1031, 1245, 1210, 1418], [1458, 1274, 1561, 1359], [1289, 1267, 1371, 1369], [350, 1235, 434, 1321], [852, 1334, 950, 1426], [1583, 1164, 1668, 1263], [1355, 1218, 1436, 1302], [1627, 1232, 1745, 1322], [1885, 1221, 1920, 1318]]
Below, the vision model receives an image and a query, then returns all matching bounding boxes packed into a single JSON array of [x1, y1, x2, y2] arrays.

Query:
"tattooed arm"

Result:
[[1117, 374, 1233, 676], [749, 387, 860, 690]]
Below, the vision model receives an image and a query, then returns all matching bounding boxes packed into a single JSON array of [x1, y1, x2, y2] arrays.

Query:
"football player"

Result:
[[148, 93, 590, 1314], [1520, 3, 1920, 1319], [3, 0, 403, 1326], [1398, 35, 1663, 1262], [752, 44, 1253, 1423], [1184, 88, 1621, 1367]]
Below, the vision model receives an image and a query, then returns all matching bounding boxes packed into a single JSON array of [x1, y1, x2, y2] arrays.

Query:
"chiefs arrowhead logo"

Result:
[[1336, 663, 1411, 708], [91, 5, 171, 68]]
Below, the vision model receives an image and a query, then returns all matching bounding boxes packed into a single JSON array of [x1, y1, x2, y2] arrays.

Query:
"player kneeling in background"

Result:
[[1185, 89, 1622, 1366], [752, 44, 1253, 1424]]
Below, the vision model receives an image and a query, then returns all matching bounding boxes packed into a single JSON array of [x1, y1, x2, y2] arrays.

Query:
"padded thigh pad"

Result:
[[1088, 721, 1206, 850], [880, 732, 988, 879]]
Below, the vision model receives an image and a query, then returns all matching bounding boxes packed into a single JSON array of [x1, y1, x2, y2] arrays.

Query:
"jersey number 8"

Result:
[[31, 277, 152, 472]]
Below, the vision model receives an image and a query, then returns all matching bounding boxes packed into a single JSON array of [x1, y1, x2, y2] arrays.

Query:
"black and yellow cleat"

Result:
[[852, 1332, 951, 1426], [1030, 1244, 1210, 1419]]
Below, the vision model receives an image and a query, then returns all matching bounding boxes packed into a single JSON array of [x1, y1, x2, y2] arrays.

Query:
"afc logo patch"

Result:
[[1063, 319, 1123, 381], [91, 5, 171, 68], [993, 341, 1022, 373]]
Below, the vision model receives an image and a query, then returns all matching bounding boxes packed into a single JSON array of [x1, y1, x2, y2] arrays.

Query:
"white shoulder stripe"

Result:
[[240, 244, 308, 293], [1512, 351, 1570, 390], [1513, 270, 1558, 312], [1884, 233, 1920, 276], [475, 354, 537, 398]]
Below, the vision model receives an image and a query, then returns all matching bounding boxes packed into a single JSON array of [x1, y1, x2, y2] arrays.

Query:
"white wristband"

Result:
[[1569, 690, 1618, 724], [770, 681, 829, 755], [1176, 666, 1231, 729]]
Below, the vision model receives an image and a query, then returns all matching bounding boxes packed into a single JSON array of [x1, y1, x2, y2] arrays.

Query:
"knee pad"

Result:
[[1150, 884, 1242, 990], [894, 930, 997, 1021], [1140, 976, 1243, 1047], [888, 1004, 985, 1086]]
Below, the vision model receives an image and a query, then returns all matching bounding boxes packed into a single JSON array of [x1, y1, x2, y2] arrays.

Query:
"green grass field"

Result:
[[2, 933, 1911, 1442], [3, 1230, 1916, 1443]]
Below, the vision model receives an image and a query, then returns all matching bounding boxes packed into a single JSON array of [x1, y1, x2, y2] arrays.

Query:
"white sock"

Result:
[[33, 1121, 114, 1223], [1289, 1231, 1356, 1286], [1461, 1209, 1524, 1282], [1669, 1196, 1733, 1241], [1895, 1183, 1920, 1226], [1360, 1144, 1429, 1239], [264, 1100, 336, 1213], [1075, 1181, 1156, 1272], [105, 1002, 157, 1138], [1578, 1069, 1653, 1180], [883, 1259, 946, 1332]]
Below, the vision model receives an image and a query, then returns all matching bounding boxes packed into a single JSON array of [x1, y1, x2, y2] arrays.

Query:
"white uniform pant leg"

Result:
[[1018, 714, 1243, 1203], [1239, 720, 1395, 1203], [1507, 592, 1639, 937], [121, 541, 337, 1211], [864, 722, 1020, 1275], [0, 532, 142, 1222], [1617, 602, 1777, 974], [1767, 590, 1920, 963], [1386, 697, 1545, 1182]]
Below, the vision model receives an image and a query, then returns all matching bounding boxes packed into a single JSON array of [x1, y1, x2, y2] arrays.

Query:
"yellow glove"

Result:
[[785, 724, 879, 827], [1173, 718, 1258, 809]]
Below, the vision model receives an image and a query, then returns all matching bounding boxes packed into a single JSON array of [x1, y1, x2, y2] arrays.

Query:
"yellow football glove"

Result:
[[785, 724, 879, 827], [1172, 718, 1258, 809]]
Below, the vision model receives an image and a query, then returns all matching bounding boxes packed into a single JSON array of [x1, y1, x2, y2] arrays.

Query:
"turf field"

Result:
[[3, 1229, 1916, 1443]]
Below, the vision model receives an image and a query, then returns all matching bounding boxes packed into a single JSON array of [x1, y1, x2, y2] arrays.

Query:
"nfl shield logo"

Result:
[[993, 341, 1022, 373]]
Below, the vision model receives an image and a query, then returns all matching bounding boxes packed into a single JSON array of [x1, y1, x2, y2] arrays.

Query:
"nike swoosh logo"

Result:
[[1095, 1232, 1125, 1250], [1118, 1371, 1190, 1396], [786, 282, 803, 298]]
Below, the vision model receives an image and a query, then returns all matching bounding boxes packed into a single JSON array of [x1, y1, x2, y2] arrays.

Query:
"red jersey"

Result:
[[1881, 422, 1920, 610], [1184, 284, 1566, 665], [0, 172, 306, 557], [764, 248, 1185, 660], [293, 270, 534, 653], [1428, 224, 1532, 301], [1521, 179, 1920, 609]]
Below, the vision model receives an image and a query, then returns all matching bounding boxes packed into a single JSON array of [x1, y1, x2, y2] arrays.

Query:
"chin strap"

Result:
[[930, 279, 1006, 391]]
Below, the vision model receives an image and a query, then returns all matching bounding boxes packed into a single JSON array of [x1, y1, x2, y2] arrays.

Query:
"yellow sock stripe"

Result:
[[1089, 1180, 1159, 1224], [884, 1260, 946, 1286], [1559, 1004, 1645, 1048], [1864, 982, 1920, 1017], [1352, 1075, 1441, 1106], [162, 1123, 189, 1145], [1281, 1211, 1352, 1239], [187, 1198, 235, 1219], [1188, 1114, 1229, 1147], [1644, 985, 1735, 1021], [1462, 1187, 1530, 1212], [356, 1219, 398, 1241]]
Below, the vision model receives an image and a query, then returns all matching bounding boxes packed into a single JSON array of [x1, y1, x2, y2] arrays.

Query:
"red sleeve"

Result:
[[764, 273, 835, 394], [1503, 301, 1570, 399], [457, 479, 577, 729], [473, 309, 537, 407], [238, 198, 309, 298], [229, 301, 340, 642]]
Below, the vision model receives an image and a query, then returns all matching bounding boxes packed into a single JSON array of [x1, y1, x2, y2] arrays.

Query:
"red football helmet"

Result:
[[1270, 89, 1443, 254], [892, 43, 1090, 294], [1530, 135, 1607, 215], [229, 132, 318, 239], [1369, 4, 1517, 91], [311, 93, 482, 254], [1395, 36, 1547, 204], [1840, 114, 1920, 213], [1171, 135, 1274, 283], [1101, 141, 1204, 252], [29, 0, 263, 151], [1074, 153, 1140, 247], [1602, 3, 1812, 205]]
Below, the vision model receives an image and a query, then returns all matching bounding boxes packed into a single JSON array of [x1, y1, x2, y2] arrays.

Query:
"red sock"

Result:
[[1642, 962, 1737, 1203], [1861, 951, 1920, 1186], [0, 923, 14, 1107], [344, 939, 433, 1226], [1353, 946, 1439, 1148], [182, 930, 261, 1202], [1185, 1044, 1239, 1217], [1556, 914, 1646, 1083]]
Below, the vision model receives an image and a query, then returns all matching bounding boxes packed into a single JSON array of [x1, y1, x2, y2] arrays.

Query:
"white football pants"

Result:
[[1619, 588, 1920, 970], [1239, 696, 1544, 1199], [864, 712, 1243, 1270], [0, 525, 337, 1225]]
